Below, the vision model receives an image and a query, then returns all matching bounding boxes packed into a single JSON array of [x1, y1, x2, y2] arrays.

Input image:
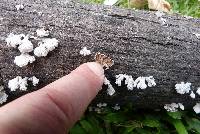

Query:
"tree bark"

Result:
[[0, 0, 200, 109]]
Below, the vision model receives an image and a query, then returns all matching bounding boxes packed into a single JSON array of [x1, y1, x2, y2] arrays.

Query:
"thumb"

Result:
[[0, 62, 104, 134]]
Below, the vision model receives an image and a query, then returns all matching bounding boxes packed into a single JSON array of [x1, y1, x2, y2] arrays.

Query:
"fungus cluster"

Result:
[[164, 103, 184, 112], [8, 76, 39, 92], [155, 11, 167, 26], [116, 74, 156, 90], [80, 47, 91, 56], [0, 86, 8, 104], [104, 77, 116, 96], [6, 28, 58, 67]]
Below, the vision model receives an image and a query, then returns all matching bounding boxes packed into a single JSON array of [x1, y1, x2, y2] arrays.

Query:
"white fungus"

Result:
[[8, 76, 28, 91], [134, 77, 147, 89], [125, 75, 135, 90], [103, 0, 118, 5], [115, 74, 126, 86], [113, 104, 120, 110], [175, 82, 191, 94], [104, 77, 115, 96], [145, 76, 156, 87], [0, 86, 4, 91], [34, 38, 58, 57], [196, 87, 200, 96], [194, 33, 200, 39], [0, 86, 8, 104], [18, 36, 34, 53], [178, 103, 184, 110], [155, 11, 165, 18], [116, 74, 156, 90], [116, 74, 135, 90], [34, 46, 49, 57], [193, 103, 200, 114], [155, 11, 167, 26], [159, 18, 167, 26], [97, 103, 107, 108], [164, 103, 179, 112], [190, 91, 195, 99], [15, 4, 24, 10], [80, 47, 91, 56], [36, 28, 50, 37], [6, 33, 25, 48], [28, 76, 39, 86], [164, 103, 185, 112], [14, 54, 35, 67], [6, 34, 33, 53], [0, 92, 8, 104]]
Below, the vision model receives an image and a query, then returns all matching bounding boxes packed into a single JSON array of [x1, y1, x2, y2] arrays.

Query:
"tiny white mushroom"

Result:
[[14, 54, 35, 67], [175, 82, 191, 94], [97, 103, 107, 108], [15, 4, 24, 10], [134, 77, 147, 89], [196, 87, 200, 96], [164, 103, 179, 112], [194, 33, 200, 39], [0, 92, 8, 104], [178, 103, 184, 110], [8, 76, 28, 91], [34, 46, 49, 57], [104, 77, 115, 96], [124, 75, 134, 90], [159, 18, 167, 26], [115, 74, 126, 86], [28, 76, 39, 86], [0, 86, 4, 91], [193, 103, 200, 114], [18, 36, 34, 53], [6, 33, 25, 48], [19, 77, 28, 91], [34, 38, 58, 57], [145, 76, 156, 87], [36, 28, 50, 37], [113, 104, 120, 110], [80, 47, 91, 56], [190, 91, 196, 99], [8, 76, 22, 91], [155, 11, 165, 18]]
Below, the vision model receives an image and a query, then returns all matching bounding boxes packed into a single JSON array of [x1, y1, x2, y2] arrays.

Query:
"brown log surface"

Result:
[[0, 0, 200, 109]]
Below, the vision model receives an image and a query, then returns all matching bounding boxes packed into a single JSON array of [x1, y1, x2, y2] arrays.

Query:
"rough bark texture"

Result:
[[0, 0, 200, 109]]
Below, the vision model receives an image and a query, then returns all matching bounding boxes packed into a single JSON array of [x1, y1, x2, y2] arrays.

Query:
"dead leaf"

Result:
[[129, 0, 147, 8], [148, 0, 171, 12]]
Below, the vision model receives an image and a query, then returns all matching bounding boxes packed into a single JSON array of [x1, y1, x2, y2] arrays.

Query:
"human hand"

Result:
[[0, 62, 104, 134]]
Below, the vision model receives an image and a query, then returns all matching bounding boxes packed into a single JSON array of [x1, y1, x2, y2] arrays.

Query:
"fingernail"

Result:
[[87, 62, 104, 78]]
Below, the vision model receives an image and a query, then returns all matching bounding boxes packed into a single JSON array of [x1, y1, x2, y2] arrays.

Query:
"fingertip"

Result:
[[86, 62, 104, 79]]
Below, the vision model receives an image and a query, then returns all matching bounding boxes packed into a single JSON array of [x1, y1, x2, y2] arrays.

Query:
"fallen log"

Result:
[[0, 0, 200, 110]]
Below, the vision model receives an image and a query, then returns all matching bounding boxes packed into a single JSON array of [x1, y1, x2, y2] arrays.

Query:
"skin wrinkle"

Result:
[[15, 92, 67, 134], [44, 88, 74, 129], [29, 92, 68, 133], [43, 63, 103, 125]]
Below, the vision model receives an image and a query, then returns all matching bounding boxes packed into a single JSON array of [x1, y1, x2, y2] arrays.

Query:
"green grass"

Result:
[[70, 0, 200, 133]]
